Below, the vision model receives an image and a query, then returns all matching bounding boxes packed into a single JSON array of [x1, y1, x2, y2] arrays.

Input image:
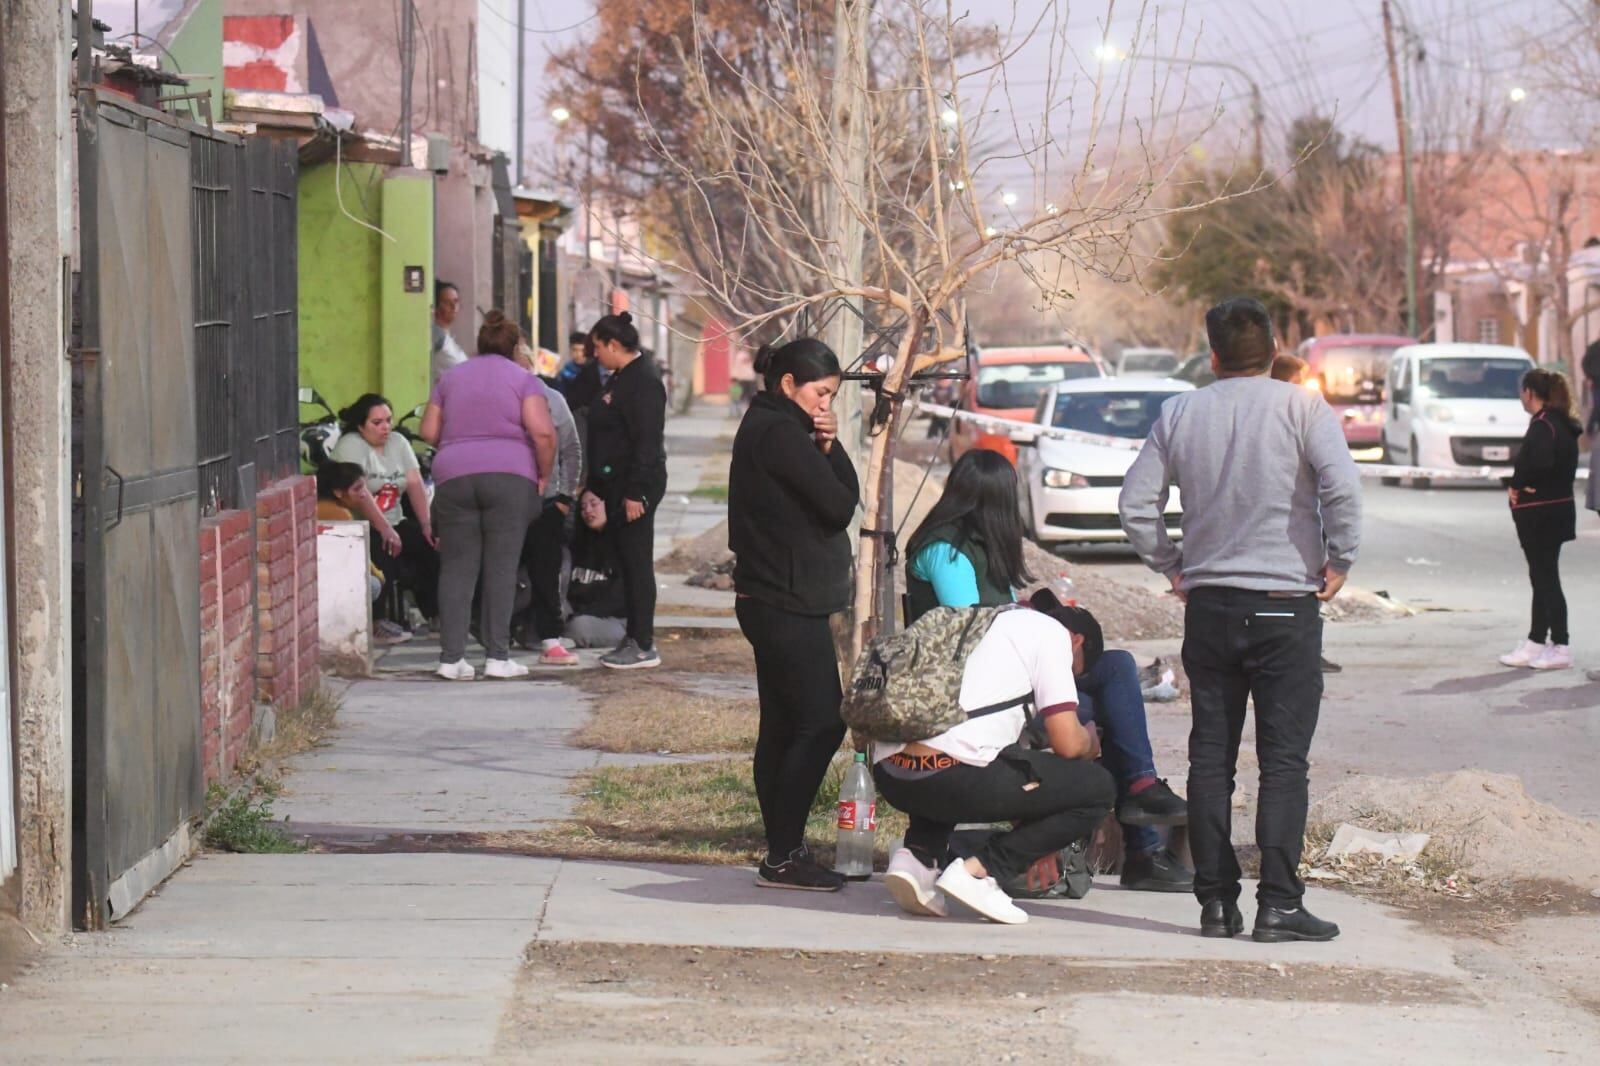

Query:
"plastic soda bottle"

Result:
[[835, 752, 876, 880]]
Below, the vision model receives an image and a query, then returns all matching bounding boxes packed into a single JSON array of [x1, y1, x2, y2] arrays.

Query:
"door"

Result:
[[1387, 357, 1413, 455], [78, 100, 203, 926]]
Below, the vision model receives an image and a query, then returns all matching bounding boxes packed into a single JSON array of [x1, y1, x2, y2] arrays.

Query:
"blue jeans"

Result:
[[1075, 650, 1161, 855]]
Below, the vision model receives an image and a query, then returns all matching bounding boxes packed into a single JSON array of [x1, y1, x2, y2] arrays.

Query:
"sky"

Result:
[[96, 0, 1565, 191]]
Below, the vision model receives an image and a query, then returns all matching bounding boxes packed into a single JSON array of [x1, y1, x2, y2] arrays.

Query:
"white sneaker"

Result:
[[884, 849, 947, 917], [1530, 644, 1573, 671], [484, 658, 531, 679], [436, 659, 475, 681], [1498, 640, 1545, 668], [935, 859, 1028, 925]]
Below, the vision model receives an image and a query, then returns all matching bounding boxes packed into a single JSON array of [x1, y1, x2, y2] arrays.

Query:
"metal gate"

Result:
[[78, 98, 203, 925]]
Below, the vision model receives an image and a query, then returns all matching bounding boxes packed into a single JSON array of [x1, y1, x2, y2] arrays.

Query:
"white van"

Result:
[[1381, 343, 1534, 481]]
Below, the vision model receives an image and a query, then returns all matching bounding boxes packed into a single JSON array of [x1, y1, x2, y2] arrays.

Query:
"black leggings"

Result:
[[737, 597, 846, 860], [369, 517, 440, 624], [604, 500, 658, 649], [521, 501, 568, 642], [1523, 539, 1568, 646]]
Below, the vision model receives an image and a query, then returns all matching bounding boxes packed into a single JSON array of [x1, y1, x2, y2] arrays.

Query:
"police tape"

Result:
[[911, 399, 1589, 481]]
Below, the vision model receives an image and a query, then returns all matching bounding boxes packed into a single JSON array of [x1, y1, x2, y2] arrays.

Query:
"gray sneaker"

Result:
[[600, 638, 661, 670]]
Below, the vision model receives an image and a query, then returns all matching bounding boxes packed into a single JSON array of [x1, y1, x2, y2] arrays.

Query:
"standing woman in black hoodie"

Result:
[[730, 339, 859, 891], [1499, 368, 1583, 672], [583, 312, 668, 670]]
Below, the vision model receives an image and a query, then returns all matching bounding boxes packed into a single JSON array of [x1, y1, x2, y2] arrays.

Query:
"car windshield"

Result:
[[976, 361, 1099, 409], [1317, 346, 1395, 403], [1120, 352, 1177, 374], [1417, 358, 1528, 400], [1052, 391, 1172, 439]]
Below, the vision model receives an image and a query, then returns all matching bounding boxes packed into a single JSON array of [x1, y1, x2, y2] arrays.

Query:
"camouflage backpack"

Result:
[[841, 604, 1024, 743]]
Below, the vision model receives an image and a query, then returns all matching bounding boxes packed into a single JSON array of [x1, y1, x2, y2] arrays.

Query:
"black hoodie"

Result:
[[1510, 406, 1581, 545], [728, 392, 860, 615]]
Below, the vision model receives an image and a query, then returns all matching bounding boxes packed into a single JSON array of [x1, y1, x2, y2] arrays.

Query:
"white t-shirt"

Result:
[[330, 432, 418, 525], [873, 609, 1079, 768]]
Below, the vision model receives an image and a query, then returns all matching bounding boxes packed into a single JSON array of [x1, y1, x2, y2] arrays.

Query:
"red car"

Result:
[[1296, 334, 1414, 447]]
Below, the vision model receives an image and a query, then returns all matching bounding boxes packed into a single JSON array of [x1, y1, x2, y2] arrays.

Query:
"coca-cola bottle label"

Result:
[[836, 800, 857, 830], [864, 801, 877, 831]]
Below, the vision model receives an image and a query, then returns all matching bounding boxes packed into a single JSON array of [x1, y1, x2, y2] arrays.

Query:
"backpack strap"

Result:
[[964, 693, 1034, 720]]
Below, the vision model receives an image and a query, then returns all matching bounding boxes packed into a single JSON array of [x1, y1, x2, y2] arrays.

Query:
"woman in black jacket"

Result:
[[582, 312, 668, 670], [1499, 368, 1582, 672], [729, 338, 858, 891]]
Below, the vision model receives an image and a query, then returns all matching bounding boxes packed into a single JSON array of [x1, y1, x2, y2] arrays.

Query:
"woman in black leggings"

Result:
[[1500, 368, 1582, 672], [729, 339, 858, 891]]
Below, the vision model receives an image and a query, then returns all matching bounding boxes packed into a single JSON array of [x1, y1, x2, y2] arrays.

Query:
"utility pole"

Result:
[[824, 0, 870, 478], [398, 0, 415, 160], [515, 0, 525, 185], [1383, 0, 1419, 337]]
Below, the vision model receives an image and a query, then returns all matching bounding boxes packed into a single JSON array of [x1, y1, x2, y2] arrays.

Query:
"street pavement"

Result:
[[1074, 477, 1600, 819], [5, 410, 1600, 1062]]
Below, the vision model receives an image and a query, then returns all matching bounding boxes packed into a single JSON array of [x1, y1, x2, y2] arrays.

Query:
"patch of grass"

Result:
[[571, 684, 758, 753], [203, 779, 305, 854], [249, 685, 342, 768], [1303, 808, 1475, 899], [542, 753, 908, 867], [688, 483, 729, 502]]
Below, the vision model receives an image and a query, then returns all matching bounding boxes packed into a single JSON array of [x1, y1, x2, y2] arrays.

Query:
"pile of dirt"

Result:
[[1310, 771, 1600, 891], [656, 522, 732, 574], [1019, 540, 1186, 641]]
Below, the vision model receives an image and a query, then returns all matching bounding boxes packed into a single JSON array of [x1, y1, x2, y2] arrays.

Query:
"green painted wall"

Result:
[[296, 162, 435, 423], [379, 175, 435, 419], [164, 0, 224, 119]]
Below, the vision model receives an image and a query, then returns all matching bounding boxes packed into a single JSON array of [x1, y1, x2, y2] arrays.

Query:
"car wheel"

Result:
[[1379, 440, 1400, 487], [1411, 436, 1431, 489]]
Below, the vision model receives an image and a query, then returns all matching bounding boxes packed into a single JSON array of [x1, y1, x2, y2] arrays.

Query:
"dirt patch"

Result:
[[652, 630, 753, 674], [1310, 771, 1600, 893], [495, 941, 1467, 1063], [656, 522, 733, 575], [1019, 540, 1185, 641], [570, 682, 757, 754], [0, 911, 43, 989]]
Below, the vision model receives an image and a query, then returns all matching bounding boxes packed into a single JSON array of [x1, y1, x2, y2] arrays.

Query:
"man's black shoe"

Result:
[[1117, 779, 1188, 827], [756, 848, 845, 892], [1200, 899, 1244, 938], [1252, 905, 1340, 943], [1119, 848, 1194, 893], [1321, 656, 1343, 674]]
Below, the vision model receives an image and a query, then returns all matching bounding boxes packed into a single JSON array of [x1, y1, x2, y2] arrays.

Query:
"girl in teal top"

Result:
[[904, 448, 1033, 624]]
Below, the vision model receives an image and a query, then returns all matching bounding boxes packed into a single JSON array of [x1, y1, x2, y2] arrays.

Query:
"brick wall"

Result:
[[199, 509, 256, 786], [256, 476, 320, 712]]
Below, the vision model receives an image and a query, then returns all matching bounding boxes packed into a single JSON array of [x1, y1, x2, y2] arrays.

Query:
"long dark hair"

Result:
[[753, 338, 841, 395], [338, 393, 392, 434], [317, 461, 366, 500], [907, 448, 1033, 592], [1522, 367, 1581, 431]]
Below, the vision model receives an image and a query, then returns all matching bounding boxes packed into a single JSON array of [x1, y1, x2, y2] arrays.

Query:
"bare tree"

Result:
[[560, 1, 1245, 659]]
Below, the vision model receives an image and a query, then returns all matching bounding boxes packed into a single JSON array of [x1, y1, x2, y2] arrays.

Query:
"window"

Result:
[[1477, 317, 1500, 345], [1052, 391, 1173, 439]]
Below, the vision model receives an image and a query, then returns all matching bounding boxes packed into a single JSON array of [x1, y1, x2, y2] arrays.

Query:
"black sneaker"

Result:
[[1003, 838, 1094, 900], [1252, 904, 1340, 943], [1321, 656, 1343, 674], [1200, 899, 1244, 938], [600, 638, 661, 670], [756, 848, 845, 892], [1120, 848, 1194, 893], [1117, 778, 1188, 827]]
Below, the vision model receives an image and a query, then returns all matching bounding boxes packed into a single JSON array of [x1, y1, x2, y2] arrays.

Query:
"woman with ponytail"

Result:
[[1498, 368, 1582, 671], [728, 337, 858, 891], [420, 310, 558, 680], [582, 311, 669, 669]]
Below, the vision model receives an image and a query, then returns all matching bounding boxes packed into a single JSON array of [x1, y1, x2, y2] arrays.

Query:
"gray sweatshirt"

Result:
[[543, 385, 583, 503], [1118, 375, 1363, 593]]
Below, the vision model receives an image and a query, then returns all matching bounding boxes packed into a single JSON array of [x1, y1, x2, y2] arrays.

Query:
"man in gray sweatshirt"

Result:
[[1119, 297, 1362, 944]]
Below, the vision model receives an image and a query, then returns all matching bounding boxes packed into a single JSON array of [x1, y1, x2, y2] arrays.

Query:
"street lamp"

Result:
[[1098, 50, 1263, 167], [551, 105, 572, 124]]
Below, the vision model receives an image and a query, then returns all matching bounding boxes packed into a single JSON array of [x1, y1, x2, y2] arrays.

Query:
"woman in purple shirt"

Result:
[[421, 311, 558, 680]]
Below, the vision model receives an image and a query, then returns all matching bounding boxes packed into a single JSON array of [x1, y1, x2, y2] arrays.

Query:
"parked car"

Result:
[[1380, 343, 1534, 484], [1297, 334, 1413, 448], [952, 344, 1104, 455], [1170, 352, 1216, 387], [1113, 346, 1179, 378], [1018, 377, 1191, 544]]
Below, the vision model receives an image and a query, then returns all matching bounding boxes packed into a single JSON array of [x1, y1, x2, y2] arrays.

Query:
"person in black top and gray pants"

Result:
[[583, 312, 668, 670], [729, 339, 859, 891], [1499, 368, 1582, 672]]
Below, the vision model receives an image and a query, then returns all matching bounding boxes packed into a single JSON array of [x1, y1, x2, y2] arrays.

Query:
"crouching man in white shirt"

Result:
[[873, 605, 1115, 924]]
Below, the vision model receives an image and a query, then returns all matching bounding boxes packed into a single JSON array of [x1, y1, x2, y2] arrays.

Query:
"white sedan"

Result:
[[1018, 378, 1191, 544]]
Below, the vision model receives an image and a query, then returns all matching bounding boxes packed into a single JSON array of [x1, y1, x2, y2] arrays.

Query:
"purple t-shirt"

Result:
[[428, 356, 542, 485]]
